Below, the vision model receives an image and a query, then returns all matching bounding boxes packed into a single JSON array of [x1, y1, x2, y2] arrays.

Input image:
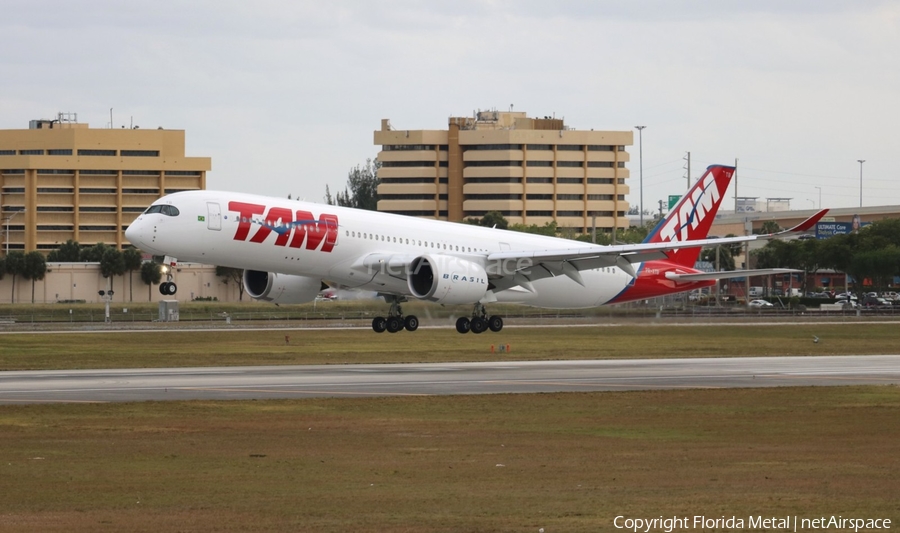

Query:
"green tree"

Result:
[[140, 261, 162, 301], [80, 243, 112, 262], [123, 248, 143, 302], [22, 251, 47, 303], [5, 251, 25, 303], [100, 248, 127, 299], [849, 246, 900, 294], [336, 158, 380, 210], [216, 266, 245, 301], [47, 239, 82, 262], [509, 221, 558, 237], [464, 211, 509, 230]]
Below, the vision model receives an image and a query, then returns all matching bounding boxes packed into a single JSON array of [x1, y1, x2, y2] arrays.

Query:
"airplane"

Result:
[[125, 164, 827, 334]]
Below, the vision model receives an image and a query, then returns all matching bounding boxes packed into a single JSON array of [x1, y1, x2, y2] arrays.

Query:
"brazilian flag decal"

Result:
[[198, 215, 206, 222]]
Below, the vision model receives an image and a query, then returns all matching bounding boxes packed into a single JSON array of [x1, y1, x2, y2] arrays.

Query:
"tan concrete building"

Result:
[[374, 110, 632, 233], [0, 113, 210, 254]]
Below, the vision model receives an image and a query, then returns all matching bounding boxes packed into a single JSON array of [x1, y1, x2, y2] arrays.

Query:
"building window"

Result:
[[79, 206, 116, 212], [79, 225, 117, 231], [80, 188, 117, 194], [587, 194, 613, 201], [0, 150, 16, 156], [464, 194, 522, 200], [1, 169, 25, 174], [123, 170, 160, 176], [78, 149, 116, 156], [557, 211, 583, 217], [589, 211, 613, 217], [466, 144, 522, 150], [526, 210, 552, 217], [526, 161, 552, 167], [121, 150, 159, 157], [48, 149, 73, 156], [466, 160, 522, 167], [37, 188, 73, 193], [465, 210, 519, 217], [556, 145, 583, 151], [164, 170, 202, 176], [2, 187, 25, 193], [20, 149, 45, 155], [557, 178, 583, 184], [526, 194, 553, 200], [381, 161, 437, 168], [526, 144, 552, 151], [465, 177, 521, 183], [81, 169, 117, 175], [526, 177, 552, 184], [557, 194, 583, 200], [380, 177, 438, 184], [587, 161, 614, 168], [587, 145, 615, 151], [617, 162, 625, 168], [37, 206, 74, 212], [37, 169, 74, 174], [587, 178, 613, 184], [37, 225, 74, 231], [382, 144, 436, 151], [380, 194, 437, 200], [122, 188, 159, 194]]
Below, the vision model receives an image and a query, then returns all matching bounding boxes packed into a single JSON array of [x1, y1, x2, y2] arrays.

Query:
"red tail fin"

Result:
[[643, 164, 734, 267]]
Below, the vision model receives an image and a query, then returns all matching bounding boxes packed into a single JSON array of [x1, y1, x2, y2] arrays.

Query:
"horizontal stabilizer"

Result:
[[665, 268, 801, 282]]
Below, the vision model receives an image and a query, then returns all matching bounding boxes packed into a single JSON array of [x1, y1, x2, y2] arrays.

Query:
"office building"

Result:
[[0, 113, 210, 254], [374, 110, 631, 233]]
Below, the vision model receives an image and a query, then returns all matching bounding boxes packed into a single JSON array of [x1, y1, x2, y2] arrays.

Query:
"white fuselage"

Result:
[[125, 190, 636, 308]]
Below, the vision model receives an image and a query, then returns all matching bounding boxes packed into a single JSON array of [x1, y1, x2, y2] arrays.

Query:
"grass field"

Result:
[[1, 321, 898, 531], [0, 387, 898, 532], [0, 322, 898, 370]]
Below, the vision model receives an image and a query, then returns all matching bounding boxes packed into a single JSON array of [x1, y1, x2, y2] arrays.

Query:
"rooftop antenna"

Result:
[[110, 108, 113, 129]]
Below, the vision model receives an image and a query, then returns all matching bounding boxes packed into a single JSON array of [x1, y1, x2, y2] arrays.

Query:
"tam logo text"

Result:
[[229, 201, 338, 252], [659, 171, 725, 243]]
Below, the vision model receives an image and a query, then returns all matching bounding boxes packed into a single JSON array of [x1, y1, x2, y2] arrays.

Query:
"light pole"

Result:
[[814, 186, 822, 209], [4, 210, 22, 256], [635, 126, 646, 226], [857, 160, 865, 208]]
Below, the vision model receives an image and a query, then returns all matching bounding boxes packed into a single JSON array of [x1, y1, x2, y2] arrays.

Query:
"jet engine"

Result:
[[407, 254, 489, 305], [243, 270, 323, 304]]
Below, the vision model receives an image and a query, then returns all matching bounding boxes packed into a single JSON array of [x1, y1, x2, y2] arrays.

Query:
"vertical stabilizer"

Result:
[[642, 164, 735, 268]]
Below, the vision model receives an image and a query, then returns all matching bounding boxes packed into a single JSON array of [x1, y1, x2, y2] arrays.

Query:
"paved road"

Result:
[[2, 355, 898, 404]]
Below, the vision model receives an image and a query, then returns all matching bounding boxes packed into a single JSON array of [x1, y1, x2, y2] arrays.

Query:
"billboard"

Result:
[[815, 216, 869, 238]]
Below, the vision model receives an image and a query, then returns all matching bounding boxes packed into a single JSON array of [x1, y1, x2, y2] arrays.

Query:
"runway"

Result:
[[1, 355, 899, 404]]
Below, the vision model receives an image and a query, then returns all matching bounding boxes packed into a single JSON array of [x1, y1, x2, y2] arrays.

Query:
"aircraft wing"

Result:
[[485, 209, 828, 292]]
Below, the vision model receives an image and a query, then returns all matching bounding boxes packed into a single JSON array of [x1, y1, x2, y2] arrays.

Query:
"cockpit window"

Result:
[[143, 204, 180, 216]]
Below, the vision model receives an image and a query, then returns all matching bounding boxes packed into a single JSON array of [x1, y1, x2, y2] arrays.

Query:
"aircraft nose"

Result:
[[125, 217, 146, 248]]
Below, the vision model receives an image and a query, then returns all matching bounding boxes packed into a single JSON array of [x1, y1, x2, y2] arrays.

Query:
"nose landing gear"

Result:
[[158, 257, 178, 296]]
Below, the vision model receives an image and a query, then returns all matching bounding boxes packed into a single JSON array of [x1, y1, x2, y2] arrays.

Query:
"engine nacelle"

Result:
[[407, 254, 489, 305], [243, 270, 323, 304]]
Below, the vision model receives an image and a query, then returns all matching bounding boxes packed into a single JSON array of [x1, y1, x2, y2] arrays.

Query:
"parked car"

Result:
[[748, 299, 774, 308], [862, 296, 893, 309]]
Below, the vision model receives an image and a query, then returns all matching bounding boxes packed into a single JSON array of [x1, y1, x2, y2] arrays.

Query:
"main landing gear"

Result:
[[372, 297, 419, 333], [455, 304, 503, 334]]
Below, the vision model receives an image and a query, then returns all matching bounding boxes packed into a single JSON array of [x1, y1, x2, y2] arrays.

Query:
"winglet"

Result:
[[775, 209, 829, 235]]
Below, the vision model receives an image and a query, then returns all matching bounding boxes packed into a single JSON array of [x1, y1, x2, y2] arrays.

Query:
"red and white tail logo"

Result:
[[643, 164, 734, 267]]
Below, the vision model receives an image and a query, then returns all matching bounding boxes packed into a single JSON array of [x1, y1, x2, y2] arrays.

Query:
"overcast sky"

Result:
[[3, 1, 898, 212]]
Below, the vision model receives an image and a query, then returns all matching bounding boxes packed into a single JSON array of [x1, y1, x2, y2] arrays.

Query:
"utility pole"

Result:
[[734, 158, 739, 212], [683, 151, 691, 190], [857, 159, 865, 208]]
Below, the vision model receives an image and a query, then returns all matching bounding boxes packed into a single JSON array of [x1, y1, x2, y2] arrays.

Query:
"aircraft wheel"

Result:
[[488, 315, 503, 332], [159, 282, 169, 296], [372, 316, 387, 333], [386, 316, 403, 333], [404, 315, 419, 332], [470, 317, 487, 334], [455, 317, 470, 334], [167, 282, 177, 295]]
